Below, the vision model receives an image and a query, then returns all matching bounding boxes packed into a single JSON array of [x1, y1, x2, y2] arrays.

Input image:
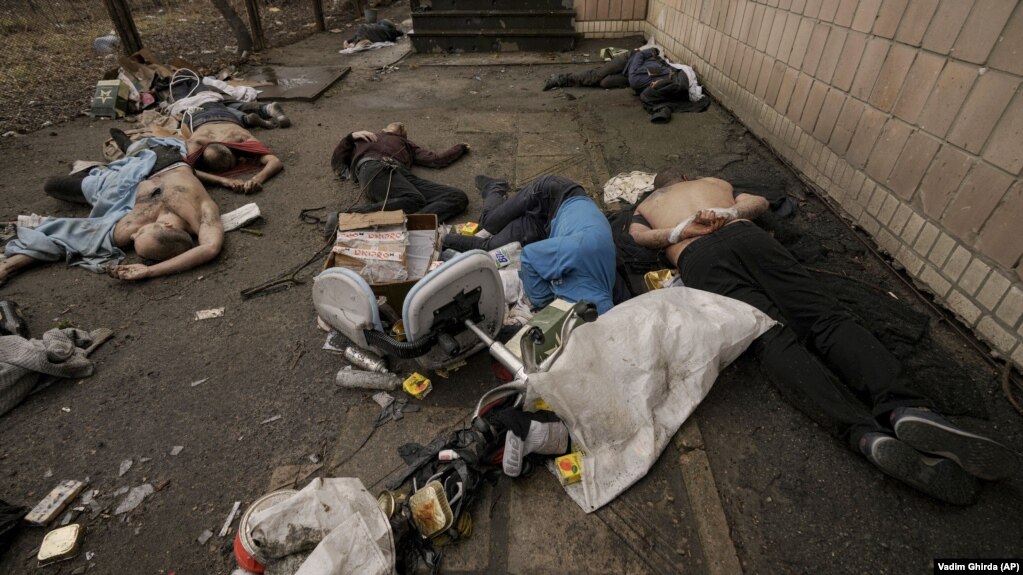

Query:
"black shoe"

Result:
[[242, 113, 277, 130], [474, 174, 502, 193], [263, 102, 291, 128], [542, 75, 566, 91], [43, 172, 90, 205], [109, 128, 133, 153], [891, 407, 1019, 481], [860, 432, 978, 505]]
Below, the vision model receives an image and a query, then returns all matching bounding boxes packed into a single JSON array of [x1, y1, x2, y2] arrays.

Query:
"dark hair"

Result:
[[653, 167, 687, 190], [202, 143, 236, 172], [137, 227, 194, 261]]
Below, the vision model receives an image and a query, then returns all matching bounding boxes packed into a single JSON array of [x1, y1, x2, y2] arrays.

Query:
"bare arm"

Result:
[[733, 193, 770, 221], [194, 169, 245, 192], [0, 254, 39, 286], [110, 200, 225, 280], [249, 154, 283, 187], [410, 140, 469, 168], [629, 209, 728, 249]]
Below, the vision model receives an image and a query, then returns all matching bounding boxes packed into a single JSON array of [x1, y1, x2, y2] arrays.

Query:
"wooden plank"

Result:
[[25, 480, 86, 527]]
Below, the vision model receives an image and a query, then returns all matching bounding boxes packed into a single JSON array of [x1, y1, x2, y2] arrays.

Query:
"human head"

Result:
[[383, 122, 407, 137], [653, 166, 687, 189], [202, 143, 236, 172], [133, 223, 194, 261]]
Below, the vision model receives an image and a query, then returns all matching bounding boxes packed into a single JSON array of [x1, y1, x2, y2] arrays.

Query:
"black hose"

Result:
[[364, 329, 437, 359]]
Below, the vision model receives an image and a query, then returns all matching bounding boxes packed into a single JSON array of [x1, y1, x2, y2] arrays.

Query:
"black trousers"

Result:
[[352, 160, 468, 224], [442, 175, 585, 252], [567, 53, 630, 88], [677, 222, 931, 444]]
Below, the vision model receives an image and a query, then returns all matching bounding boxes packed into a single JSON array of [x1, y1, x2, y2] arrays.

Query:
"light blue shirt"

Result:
[[519, 196, 616, 315]]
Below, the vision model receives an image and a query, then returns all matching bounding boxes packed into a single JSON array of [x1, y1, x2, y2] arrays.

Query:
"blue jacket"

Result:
[[625, 48, 670, 92], [519, 196, 616, 315]]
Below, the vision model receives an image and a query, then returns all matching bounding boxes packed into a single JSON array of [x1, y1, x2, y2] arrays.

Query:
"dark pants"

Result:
[[442, 175, 586, 252], [677, 222, 931, 444], [351, 160, 468, 224], [566, 53, 630, 88]]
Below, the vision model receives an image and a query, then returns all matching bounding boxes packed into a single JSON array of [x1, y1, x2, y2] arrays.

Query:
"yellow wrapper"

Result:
[[555, 452, 583, 486], [644, 269, 674, 291], [403, 372, 432, 399], [534, 398, 553, 411], [458, 222, 480, 236]]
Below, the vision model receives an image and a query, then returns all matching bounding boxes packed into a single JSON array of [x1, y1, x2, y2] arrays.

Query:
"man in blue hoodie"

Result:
[[518, 189, 616, 315]]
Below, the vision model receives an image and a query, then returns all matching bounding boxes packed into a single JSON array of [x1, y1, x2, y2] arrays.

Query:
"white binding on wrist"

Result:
[[668, 215, 696, 243]]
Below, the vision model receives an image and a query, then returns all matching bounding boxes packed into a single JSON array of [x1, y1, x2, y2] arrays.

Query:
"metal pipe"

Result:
[[464, 319, 527, 381]]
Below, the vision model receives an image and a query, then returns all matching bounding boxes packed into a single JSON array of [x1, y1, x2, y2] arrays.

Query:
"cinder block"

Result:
[[892, 52, 946, 124], [917, 61, 979, 139], [888, 130, 941, 200], [888, 203, 914, 235], [852, 0, 882, 32], [901, 212, 926, 245], [996, 286, 1023, 328], [913, 222, 940, 256], [879, 194, 900, 226], [869, 44, 916, 112], [799, 80, 829, 132], [977, 182, 1023, 269], [946, 289, 983, 326], [872, 0, 908, 38], [983, 92, 1023, 175], [788, 18, 815, 67], [834, 0, 860, 27], [920, 264, 952, 298], [921, 0, 973, 55], [943, 245, 973, 283], [846, 107, 887, 168], [941, 162, 1015, 238], [850, 38, 891, 101], [918, 145, 974, 220], [864, 119, 913, 184], [976, 316, 1016, 354], [960, 258, 992, 296], [895, 0, 939, 47], [952, 0, 1015, 65], [928, 232, 956, 269], [988, 4, 1023, 76], [802, 23, 830, 75], [777, 13, 802, 63], [815, 27, 847, 83]]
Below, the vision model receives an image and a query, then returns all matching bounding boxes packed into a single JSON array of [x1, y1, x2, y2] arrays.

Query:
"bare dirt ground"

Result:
[[0, 17, 1021, 575]]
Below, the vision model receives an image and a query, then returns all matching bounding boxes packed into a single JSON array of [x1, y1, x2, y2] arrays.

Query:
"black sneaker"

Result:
[[542, 75, 563, 91], [264, 102, 291, 128], [860, 432, 979, 505], [891, 407, 1019, 481], [474, 174, 502, 193], [242, 113, 277, 130]]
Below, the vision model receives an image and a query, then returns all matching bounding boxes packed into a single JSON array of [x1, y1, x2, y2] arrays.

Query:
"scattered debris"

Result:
[[190, 377, 209, 387], [221, 203, 262, 232], [261, 415, 282, 425], [435, 359, 467, 379], [269, 464, 323, 491], [336, 368, 400, 391], [139, 457, 151, 464], [118, 460, 133, 477], [86, 551, 95, 561], [197, 529, 213, 545], [170, 446, 184, 456], [43, 469, 52, 478], [37, 524, 83, 566], [26, 480, 87, 526], [154, 479, 171, 492], [372, 391, 394, 409], [308, 453, 322, 465], [111, 486, 129, 498], [219, 501, 241, 537], [194, 307, 225, 321], [61, 407, 71, 413], [114, 484, 153, 515]]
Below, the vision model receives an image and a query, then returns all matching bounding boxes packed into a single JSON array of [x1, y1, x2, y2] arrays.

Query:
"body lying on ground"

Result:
[[184, 102, 284, 195], [628, 170, 1019, 505], [1, 138, 223, 286], [343, 20, 403, 50], [330, 122, 470, 223], [542, 47, 669, 92]]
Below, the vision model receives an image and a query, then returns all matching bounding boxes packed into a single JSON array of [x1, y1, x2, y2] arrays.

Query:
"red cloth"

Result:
[[186, 139, 273, 177]]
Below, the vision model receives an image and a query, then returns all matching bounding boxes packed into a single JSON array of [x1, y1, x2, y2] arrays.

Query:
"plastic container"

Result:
[[488, 242, 522, 269], [0, 300, 29, 338]]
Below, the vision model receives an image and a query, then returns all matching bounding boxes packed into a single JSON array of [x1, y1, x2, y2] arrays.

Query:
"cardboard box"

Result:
[[90, 79, 130, 118], [324, 211, 439, 312]]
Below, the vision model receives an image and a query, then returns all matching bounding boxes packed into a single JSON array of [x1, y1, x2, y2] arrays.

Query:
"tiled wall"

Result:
[[575, 0, 647, 37], [643, 0, 1023, 367]]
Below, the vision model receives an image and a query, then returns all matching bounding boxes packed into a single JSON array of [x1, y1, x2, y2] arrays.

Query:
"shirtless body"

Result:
[[0, 165, 224, 285], [187, 121, 283, 195]]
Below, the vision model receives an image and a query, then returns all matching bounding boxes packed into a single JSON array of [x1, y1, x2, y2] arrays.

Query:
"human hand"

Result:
[[108, 264, 150, 281], [242, 179, 262, 195], [223, 178, 246, 193], [352, 130, 377, 142], [683, 210, 728, 238]]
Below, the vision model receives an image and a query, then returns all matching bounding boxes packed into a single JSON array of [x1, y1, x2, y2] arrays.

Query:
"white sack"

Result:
[[248, 477, 395, 575], [526, 287, 775, 512]]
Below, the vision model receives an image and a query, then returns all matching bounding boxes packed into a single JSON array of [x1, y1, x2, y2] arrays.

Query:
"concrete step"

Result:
[[411, 9, 575, 31], [416, 0, 573, 12], [409, 28, 577, 52]]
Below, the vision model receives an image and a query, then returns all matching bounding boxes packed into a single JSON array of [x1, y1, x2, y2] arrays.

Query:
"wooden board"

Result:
[[25, 480, 86, 527], [240, 66, 351, 102]]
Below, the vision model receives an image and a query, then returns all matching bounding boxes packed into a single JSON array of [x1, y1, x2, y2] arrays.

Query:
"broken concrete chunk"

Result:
[[114, 484, 154, 515], [118, 459, 133, 476], [170, 446, 184, 456], [197, 529, 213, 545]]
